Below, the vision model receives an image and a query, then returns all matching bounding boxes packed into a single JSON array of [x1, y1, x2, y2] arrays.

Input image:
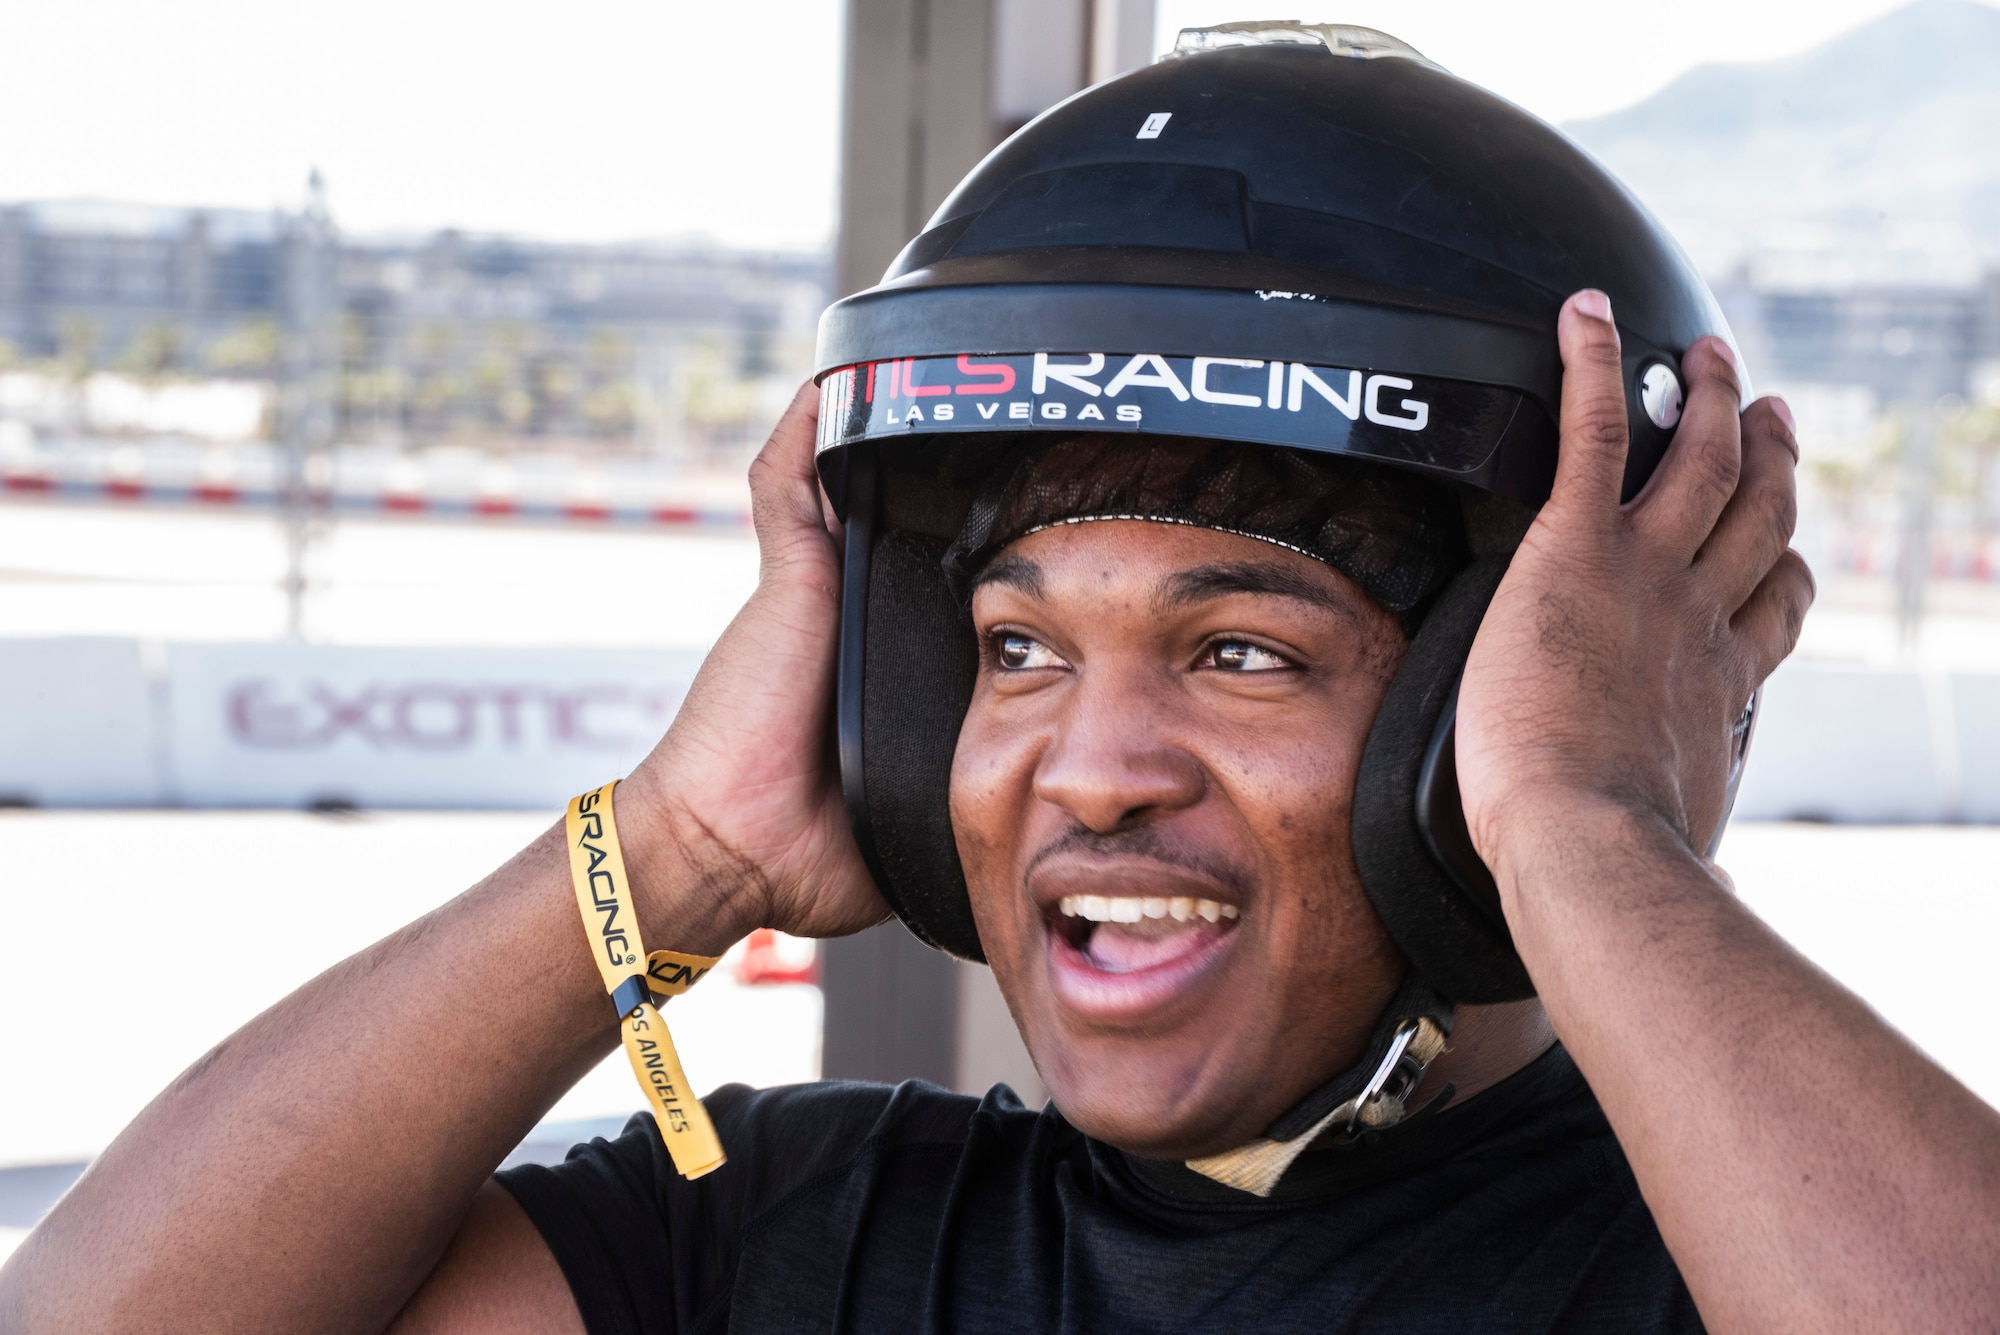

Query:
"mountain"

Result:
[[1564, 0, 2000, 283]]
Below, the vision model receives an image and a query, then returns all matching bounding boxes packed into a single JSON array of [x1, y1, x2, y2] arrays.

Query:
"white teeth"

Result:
[[1058, 894, 1239, 924]]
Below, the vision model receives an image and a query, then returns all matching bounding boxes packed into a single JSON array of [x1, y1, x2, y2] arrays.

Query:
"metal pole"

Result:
[[1895, 392, 1938, 656], [281, 170, 338, 640]]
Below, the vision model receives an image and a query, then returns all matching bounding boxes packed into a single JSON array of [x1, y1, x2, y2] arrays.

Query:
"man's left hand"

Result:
[[1455, 288, 1812, 881]]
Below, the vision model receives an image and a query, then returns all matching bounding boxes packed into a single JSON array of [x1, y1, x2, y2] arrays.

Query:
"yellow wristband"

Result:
[[566, 780, 726, 1179]]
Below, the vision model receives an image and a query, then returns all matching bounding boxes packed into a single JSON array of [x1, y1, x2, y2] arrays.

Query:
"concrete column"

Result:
[[1089, 0, 1156, 85], [994, 0, 1090, 135], [820, 927, 1046, 1105], [834, 0, 1156, 297], [834, 0, 997, 299], [819, 921, 965, 1087]]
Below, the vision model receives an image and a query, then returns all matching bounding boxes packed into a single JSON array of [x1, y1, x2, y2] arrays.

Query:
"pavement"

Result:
[[0, 809, 823, 1263]]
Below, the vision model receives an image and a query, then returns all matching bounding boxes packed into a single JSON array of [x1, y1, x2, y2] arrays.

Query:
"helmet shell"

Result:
[[817, 37, 1738, 507]]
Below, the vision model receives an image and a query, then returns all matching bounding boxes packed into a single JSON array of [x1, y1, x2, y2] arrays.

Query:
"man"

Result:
[[6, 27, 2000, 1335]]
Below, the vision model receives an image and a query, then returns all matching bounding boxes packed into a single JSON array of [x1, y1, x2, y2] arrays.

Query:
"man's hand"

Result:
[[1456, 288, 1812, 879], [619, 382, 888, 952], [1450, 290, 2000, 1332]]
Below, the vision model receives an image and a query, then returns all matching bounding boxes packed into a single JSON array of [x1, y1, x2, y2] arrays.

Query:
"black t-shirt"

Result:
[[498, 1045, 1702, 1334]]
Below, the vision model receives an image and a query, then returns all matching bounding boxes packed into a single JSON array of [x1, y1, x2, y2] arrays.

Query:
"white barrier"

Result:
[[0, 638, 157, 806], [0, 639, 1993, 819], [0, 639, 702, 809], [164, 644, 703, 808], [1733, 665, 1943, 822], [1732, 662, 2000, 823]]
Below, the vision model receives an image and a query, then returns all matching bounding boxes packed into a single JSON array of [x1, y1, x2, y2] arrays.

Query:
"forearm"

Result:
[[1495, 804, 2000, 1331], [0, 797, 736, 1335]]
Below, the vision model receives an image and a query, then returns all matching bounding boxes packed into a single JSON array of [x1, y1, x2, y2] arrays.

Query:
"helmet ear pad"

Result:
[[851, 522, 987, 961], [1350, 555, 1536, 1003]]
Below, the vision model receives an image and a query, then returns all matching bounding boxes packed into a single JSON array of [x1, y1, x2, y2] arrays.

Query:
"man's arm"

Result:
[[1458, 291, 2000, 1331], [385, 1184, 580, 1335], [0, 383, 886, 1334]]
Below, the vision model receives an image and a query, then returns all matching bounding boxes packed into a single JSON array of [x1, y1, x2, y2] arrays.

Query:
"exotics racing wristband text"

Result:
[[566, 780, 725, 1179]]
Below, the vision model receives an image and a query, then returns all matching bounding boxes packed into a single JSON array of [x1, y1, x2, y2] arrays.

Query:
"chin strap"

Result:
[[1185, 974, 1454, 1197]]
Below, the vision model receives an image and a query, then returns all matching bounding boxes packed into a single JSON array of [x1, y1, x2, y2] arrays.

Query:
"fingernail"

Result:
[[1712, 339, 1738, 371], [1771, 396, 1795, 434], [1572, 289, 1612, 322]]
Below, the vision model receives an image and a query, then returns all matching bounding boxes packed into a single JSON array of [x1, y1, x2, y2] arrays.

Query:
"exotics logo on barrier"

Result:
[[227, 680, 683, 752]]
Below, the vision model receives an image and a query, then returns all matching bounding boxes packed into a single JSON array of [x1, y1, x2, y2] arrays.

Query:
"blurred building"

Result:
[[0, 191, 827, 467], [1726, 268, 2000, 404], [0, 201, 282, 364], [1718, 264, 2000, 594]]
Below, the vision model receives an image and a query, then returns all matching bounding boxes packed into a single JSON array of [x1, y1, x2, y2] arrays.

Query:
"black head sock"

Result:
[[941, 434, 1467, 633]]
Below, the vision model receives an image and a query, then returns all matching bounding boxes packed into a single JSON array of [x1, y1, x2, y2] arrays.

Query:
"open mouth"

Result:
[[1044, 892, 1242, 1020], [1054, 894, 1239, 971]]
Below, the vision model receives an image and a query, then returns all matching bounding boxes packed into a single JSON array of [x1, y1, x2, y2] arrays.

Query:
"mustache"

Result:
[[1021, 824, 1251, 898]]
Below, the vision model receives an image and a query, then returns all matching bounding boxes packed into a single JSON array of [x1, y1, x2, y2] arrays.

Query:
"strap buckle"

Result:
[[1341, 1018, 1427, 1136]]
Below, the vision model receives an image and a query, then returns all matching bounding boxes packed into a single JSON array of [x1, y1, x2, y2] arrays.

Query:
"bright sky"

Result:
[[0, 0, 1979, 250], [1152, 2, 1978, 123]]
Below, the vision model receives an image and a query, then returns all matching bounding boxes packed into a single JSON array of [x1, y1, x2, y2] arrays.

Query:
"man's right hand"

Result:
[[619, 382, 889, 954]]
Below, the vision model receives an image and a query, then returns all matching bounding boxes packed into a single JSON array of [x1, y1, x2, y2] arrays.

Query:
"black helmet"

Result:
[[812, 23, 1752, 1006]]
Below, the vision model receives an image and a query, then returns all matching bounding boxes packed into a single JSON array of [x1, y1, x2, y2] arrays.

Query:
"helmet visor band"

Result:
[[817, 353, 1551, 499]]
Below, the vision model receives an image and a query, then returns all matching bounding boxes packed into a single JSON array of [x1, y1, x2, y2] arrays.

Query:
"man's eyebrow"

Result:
[[972, 553, 1047, 599], [1153, 560, 1356, 621]]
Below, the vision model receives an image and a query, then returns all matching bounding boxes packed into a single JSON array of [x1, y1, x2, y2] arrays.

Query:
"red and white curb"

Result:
[[1, 472, 750, 529]]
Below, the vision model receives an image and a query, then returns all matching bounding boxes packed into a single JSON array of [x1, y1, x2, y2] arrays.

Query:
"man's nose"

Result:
[[1031, 665, 1204, 833]]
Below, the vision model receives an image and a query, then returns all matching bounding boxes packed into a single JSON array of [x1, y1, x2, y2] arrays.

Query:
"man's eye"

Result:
[[1206, 640, 1291, 672], [996, 634, 1064, 670]]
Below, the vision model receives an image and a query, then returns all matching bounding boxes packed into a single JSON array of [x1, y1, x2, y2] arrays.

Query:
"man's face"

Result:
[[951, 519, 1410, 1160]]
